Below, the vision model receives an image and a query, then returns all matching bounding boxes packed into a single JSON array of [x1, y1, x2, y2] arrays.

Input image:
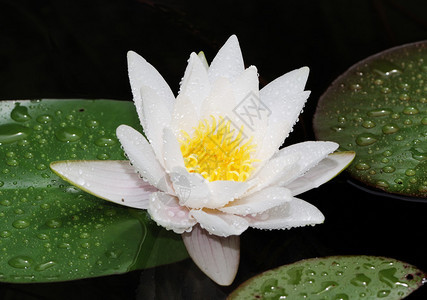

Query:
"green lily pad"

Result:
[[0, 99, 188, 283], [313, 41, 427, 198], [228, 256, 426, 299]]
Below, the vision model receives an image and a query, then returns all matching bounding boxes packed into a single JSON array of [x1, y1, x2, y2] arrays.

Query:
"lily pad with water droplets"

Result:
[[0, 99, 188, 283], [228, 256, 426, 299], [313, 41, 427, 199]]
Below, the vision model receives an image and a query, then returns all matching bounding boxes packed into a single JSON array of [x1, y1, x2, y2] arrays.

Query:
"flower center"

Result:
[[179, 116, 257, 182]]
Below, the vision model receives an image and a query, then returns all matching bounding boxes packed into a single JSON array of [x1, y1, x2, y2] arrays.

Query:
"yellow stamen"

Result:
[[180, 116, 257, 182]]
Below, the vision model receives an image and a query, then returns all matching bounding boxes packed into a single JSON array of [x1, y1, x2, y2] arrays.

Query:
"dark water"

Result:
[[0, 1, 426, 299]]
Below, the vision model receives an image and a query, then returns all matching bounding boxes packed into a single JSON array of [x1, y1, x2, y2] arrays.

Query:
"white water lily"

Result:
[[50, 35, 355, 286]]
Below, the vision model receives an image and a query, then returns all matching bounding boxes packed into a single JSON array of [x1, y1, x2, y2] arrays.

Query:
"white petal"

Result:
[[168, 166, 210, 208], [247, 197, 324, 230], [127, 51, 174, 128], [140, 85, 172, 165], [231, 66, 259, 104], [50, 160, 156, 209], [287, 151, 355, 196], [256, 67, 310, 162], [179, 52, 211, 115], [219, 186, 292, 216], [261, 66, 309, 96], [162, 127, 185, 171], [272, 141, 339, 187], [116, 125, 169, 191], [170, 93, 199, 140], [200, 78, 237, 120], [246, 152, 300, 195], [182, 225, 239, 286], [230, 66, 269, 148], [255, 91, 311, 162], [197, 51, 209, 70], [148, 192, 196, 234], [190, 209, 249, 237], [206, 180, 250, 209], [208, 35, 244, 82]]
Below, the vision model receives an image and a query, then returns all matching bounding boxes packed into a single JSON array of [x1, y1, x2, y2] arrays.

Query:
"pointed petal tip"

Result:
[[300, 66, 310, 74], [227, 34, 239, 42], [127, 50, 143, 61]]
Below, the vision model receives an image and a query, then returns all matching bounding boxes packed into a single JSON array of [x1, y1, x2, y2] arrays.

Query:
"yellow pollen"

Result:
[[179, 116, 257, 182]]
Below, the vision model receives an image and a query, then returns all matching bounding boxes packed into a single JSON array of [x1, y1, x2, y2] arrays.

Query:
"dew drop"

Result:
[[35, 261, 56, 271], [382, 124, 399, 134], [377, 290, 391, 298], [350, 273, 371, 287], [356, 133, 378, 146], [46, 219, 62, 229], [403, 106, 419, 115], [95, 137, 116, 147], [85, 120, 99, 128], [381, 87, 391, 94], [399, 83, 410, 90], [40, 203, 50, 210], [355, 162, 370, 170], [350, 84, 362, 91], [376, 180, 389, 188], [367, 109, 392, 117], [36, 163, 47, 170], [55, 126, 83, 142], [8, 256, 34, 269], [0, 230, 11, 238], [80, 242, 90, 249], [79, 254, 89, 260], [36, 115, 52, 124], [399, 94, 411, 101], [105, 249, 122, 259], [97, 153, 110, 160], [372, 60, 402, 77], [80, 232, 90, 239], [33, 234, 48, 243], [0, 199, 11, 206], [58, 242, 71, 249], [10, 104, 32, 122], [12, 219, 30, 229], [0, 124, 32, 145], [6, 159, 18, 166], [410, 147, 427, 161], [331, 126, 344, 132], [405, 169, 416, 176], [14, 208, 24, 215], [337, 116, 346, 123], [362, 120, 376, 128]]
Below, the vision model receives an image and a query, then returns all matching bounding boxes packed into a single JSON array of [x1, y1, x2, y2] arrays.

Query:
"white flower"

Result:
[[51, 35, 355, 286]]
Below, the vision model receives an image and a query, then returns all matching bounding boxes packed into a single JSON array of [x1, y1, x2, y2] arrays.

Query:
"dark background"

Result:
[[0, 0, 426, 299]]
